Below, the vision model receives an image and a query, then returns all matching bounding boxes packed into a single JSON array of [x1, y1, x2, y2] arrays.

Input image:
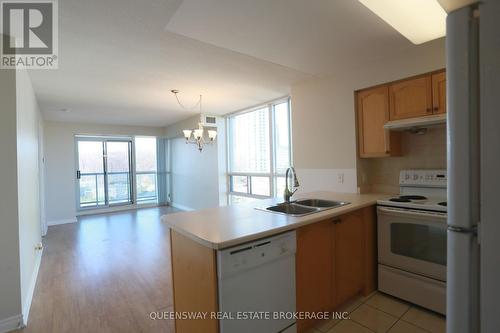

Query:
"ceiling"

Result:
[[31, 0, 424, 127]]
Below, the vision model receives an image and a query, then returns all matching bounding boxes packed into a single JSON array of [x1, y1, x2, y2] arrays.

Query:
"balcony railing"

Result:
[[79, 171, 159, 208], [136, 171, 158, 204]]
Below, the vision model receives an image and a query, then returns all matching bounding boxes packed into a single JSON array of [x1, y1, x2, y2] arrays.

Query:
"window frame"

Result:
[[134, 136, 159, 205], [226, 97, 292, 203]]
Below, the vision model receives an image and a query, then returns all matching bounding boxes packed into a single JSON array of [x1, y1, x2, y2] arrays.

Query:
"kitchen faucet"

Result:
[[284, 167, 300, 203]]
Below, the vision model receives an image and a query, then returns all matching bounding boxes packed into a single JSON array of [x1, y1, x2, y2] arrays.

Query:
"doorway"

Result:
[[76, 137, 133, 209]]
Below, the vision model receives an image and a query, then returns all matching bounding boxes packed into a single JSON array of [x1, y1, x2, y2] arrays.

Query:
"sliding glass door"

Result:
[[76, 137, 133, 209], [106, 141, 133, 205], [77, 140, 106, 208]]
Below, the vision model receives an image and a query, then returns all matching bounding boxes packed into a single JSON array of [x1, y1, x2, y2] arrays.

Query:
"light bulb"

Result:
[[208, 130, 217, 141], [193, 129, 203, 140], [183, 130, 192, 140]]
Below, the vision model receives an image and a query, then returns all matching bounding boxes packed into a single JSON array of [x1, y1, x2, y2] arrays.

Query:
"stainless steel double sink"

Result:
[[256, 199, 350, 217]]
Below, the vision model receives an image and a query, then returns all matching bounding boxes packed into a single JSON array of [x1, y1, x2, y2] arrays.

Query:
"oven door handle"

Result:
[[378, 206, 448, 220]]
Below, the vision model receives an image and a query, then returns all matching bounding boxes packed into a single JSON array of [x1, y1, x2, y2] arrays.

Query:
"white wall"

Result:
[[0, 65, 43, 330], [16, 70, 43, 323], [0, 65, 23, 331], [165, 115, 224, 210], [164, 115, 200, 139], [169, 137, 220, 210], [291, 38, 446, 193], [43, 121, 164, 224]]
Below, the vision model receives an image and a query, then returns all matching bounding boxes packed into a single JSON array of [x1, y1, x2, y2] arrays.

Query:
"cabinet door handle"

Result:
[[384, 130, 390, 154], [426, 108, 432, 113], [433, 107, 438, 111], [333, 218, 341, 224]]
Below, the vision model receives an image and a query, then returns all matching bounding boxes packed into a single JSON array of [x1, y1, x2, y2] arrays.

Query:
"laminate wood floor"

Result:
[[15, 206, 179, 333]]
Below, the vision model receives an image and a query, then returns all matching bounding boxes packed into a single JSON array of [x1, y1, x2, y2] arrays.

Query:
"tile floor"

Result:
[[308, 292, 446, 333]]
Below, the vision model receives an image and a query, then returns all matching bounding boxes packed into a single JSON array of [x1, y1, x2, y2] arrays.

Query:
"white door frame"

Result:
[[38, 119, 47, 236]]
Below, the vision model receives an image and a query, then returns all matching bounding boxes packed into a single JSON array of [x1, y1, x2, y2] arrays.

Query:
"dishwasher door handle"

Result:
[[218, 231, 296, 279]]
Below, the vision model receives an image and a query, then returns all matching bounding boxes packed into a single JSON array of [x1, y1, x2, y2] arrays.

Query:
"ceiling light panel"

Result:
[[358, 0, 447, 44]]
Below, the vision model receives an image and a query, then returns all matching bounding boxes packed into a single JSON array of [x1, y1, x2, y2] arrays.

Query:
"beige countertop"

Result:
[[162, 191, 390, 250]]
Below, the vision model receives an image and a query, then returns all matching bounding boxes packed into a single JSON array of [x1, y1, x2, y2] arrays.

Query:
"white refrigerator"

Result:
[[446, 1, 500, 333]]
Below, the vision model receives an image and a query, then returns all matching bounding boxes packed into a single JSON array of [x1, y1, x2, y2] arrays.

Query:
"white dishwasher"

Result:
[[217, 231, 297, 333]]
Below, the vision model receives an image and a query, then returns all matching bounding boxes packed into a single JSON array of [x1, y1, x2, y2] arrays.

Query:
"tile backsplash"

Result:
[[358, 126, 447, 194]]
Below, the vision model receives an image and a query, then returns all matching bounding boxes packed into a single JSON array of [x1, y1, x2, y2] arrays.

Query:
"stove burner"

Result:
[[438, 202, 447, 207], [399, 195, 428, 200], [389, 198, 411, 203]]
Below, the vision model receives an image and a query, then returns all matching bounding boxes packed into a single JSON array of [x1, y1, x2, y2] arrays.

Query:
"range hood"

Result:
[[384, 114, 447, 131]]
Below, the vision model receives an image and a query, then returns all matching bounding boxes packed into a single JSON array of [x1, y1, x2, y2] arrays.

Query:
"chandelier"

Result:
[[171, 90, 217, 152]]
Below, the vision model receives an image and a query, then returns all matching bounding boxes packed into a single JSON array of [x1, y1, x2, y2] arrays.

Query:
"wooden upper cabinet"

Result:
[[357, 86, 401, 158], [432, 71, 447, 114], [356, 69, 445, 159], [389, 75, 433, 120]]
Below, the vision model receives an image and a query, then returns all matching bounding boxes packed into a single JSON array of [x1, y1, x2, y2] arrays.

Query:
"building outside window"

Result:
[[227, 98, 292, 204], [135, 137, 158, 204]]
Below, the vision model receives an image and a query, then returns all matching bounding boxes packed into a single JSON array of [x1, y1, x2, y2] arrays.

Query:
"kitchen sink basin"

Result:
[[295, 199, 349, 208], [257, 199, 350, 217], [265, 203, 320, 216]]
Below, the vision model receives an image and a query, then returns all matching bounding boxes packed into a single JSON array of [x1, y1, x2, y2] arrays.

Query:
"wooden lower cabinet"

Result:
[[170, 206, 377, 333], [296, 206, 377, 333], [333, 210, 365, 307], [170, 231, 219, 333], [296, 220, 333, 331]]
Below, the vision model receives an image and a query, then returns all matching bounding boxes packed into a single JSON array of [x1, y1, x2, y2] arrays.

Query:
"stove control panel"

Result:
[[399, 170, 447, 187]]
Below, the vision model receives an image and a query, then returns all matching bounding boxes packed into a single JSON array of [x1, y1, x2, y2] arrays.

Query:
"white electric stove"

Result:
[[376, 169, 448, 315], [377, 169, 447, 213]]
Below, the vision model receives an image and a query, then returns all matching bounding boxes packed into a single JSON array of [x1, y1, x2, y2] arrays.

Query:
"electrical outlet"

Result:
[[337, 173, 344, 184], [361, 172, 367, 184]]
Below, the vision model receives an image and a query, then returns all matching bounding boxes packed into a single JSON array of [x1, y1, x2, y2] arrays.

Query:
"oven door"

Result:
[[377, 206, 447, 281]]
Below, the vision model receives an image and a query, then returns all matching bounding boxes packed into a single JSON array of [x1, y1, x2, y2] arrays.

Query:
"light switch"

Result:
[[337, 173, 344, 184]]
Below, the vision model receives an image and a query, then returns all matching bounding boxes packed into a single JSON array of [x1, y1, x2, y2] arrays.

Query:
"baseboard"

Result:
[[76, 203, 160, 216], [0, 314, 22, 333], [22, 248, 43, 326], [41, 221, 48, 236], [47, 217, 77, 226], [50, 205, 171, 225], [170, 202, 194, 211]]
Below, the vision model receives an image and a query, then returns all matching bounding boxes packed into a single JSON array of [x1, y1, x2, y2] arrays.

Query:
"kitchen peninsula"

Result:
[[163, 191, 388, 333]]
